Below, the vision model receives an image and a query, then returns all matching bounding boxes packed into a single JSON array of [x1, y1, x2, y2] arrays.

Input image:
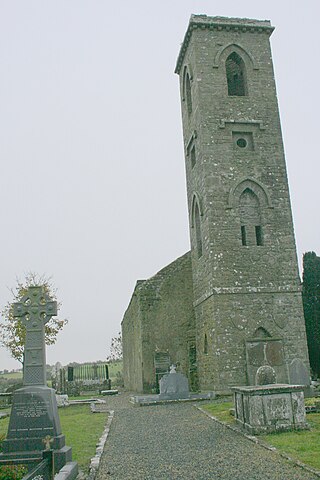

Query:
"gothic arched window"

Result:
[[239, 188, 263, 246], [226, 52, 247, 96]]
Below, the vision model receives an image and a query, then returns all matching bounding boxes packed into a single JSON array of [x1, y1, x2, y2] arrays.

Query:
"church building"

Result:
[[122, 15, 310, 394]]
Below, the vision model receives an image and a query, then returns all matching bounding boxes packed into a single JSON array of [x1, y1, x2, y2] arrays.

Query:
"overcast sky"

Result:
[[0, 0, 319, 371]]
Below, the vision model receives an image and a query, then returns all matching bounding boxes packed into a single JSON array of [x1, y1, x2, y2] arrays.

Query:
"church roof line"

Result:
[[175, 15, 274, 74]]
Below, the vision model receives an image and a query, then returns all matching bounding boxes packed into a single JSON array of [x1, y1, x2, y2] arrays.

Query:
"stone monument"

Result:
[[232, 384, 308, 434], [131, 364, 214, 406], [159, 365, 190, 400], [0, 286, 77, 475]]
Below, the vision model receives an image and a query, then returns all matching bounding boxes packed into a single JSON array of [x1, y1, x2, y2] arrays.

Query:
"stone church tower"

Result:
[[175, 15, 310, 393], [122, 15, 310, 394]]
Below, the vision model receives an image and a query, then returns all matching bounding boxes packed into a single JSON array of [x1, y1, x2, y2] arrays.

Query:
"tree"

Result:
[[107, 332, 122, 362], [302, 252, 320, 378], [0, 273, 68, 364]]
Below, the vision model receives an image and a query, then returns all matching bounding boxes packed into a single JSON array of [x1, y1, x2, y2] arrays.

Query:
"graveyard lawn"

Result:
[[203, 402, 320, 471], [59, 404, 107, 472], [0, 404, 107, 474]]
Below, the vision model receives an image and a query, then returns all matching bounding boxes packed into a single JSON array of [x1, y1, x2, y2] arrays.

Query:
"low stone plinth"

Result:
[[130, 392, 215, 406], [101, 389, 118, 396], [232, 384, 308, 434]]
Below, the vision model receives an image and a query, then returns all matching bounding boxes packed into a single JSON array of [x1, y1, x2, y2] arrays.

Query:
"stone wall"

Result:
[[122, 288, 143, 393], [122, 252, 195, 393]]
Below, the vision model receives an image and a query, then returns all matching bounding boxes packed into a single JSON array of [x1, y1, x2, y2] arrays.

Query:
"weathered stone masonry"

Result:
[[122, 15, 310, 394], [122, 253, 196, 393]]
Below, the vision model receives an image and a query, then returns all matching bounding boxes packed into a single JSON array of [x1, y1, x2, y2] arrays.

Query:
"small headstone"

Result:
[[56, 394, 69, 407], [255, 365, 277, 385], [159, 365, 190, 400], [289, 358, 310, 386]]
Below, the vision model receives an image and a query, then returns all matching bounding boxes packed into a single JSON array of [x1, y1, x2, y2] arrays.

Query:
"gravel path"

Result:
[[96, 394, 318, 480]]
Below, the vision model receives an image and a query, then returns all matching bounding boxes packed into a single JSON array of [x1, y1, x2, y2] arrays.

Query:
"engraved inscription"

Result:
[[15, 400, 48, 419]]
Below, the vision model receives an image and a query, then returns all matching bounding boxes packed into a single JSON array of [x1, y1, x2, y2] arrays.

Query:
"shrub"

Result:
[[0, 435, 27, 479], [0, 465, 27, 480]]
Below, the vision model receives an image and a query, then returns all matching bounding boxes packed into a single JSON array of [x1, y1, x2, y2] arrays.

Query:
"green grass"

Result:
[[0, 372, 22, 380], [0, 416, 9, 439], [264, 414, 320, 470], [203, 400, 320, 472], [0, 404, 107, 474], [202, 401, 234, 424], [59, 404, 107, 472]]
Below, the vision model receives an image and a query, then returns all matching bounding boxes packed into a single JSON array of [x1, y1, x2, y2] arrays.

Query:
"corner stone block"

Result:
[[292, 391, 307, 425], [248, 395, 264, 426], [235, 393, 244, 423]]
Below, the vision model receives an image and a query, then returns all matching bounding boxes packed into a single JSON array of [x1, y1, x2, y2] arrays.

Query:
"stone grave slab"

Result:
[[245, 339, 288, 385]]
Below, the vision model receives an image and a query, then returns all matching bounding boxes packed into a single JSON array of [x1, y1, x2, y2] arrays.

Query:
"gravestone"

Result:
[[159, 365, 190, 400], [289, 358, 310, 386], [0, 286, 77, 475], [59, 366, 67, 394], [289, 358, 311, 396], [131, 363, 214, 406], [246, 339, 288, 385]]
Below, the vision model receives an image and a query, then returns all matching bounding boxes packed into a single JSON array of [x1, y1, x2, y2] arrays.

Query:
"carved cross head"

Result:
[[13, 285, 57, 327]]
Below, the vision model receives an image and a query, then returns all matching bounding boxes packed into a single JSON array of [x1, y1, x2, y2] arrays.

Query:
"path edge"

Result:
[[196, 405, 320, 479], [84, 409, 115, 480]]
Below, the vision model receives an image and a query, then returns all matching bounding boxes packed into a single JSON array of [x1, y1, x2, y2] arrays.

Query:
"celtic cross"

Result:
[[13, 286, 57, 386]]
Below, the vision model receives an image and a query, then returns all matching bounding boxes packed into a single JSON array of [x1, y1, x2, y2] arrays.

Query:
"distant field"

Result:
[[0, 361, 122, 384], [0, 372, 22, 380]]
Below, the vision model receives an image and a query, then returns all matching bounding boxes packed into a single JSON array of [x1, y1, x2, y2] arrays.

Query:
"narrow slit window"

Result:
[[190, 145, 196, 168], [241, 225, 247, 246], [185, 73, 192, 115], [204, 334, 208, 355], [255, 226, 263, 246], [194, 202, 203, 258]]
